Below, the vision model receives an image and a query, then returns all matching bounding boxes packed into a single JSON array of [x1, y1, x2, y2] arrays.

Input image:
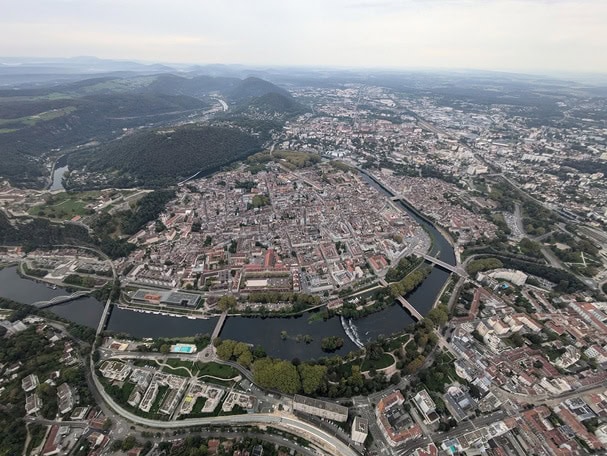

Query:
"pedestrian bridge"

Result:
[[32, 290, 92, 309]]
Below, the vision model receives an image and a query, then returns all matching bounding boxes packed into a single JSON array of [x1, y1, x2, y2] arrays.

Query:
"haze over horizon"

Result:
[[2, 0, 607, 75]]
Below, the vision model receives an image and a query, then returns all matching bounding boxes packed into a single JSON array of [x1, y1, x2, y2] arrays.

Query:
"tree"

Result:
[[216, 339, 237, 360], [253, 358, 301, 394], [237, 350, 253, 368], [405, 355, 425, 374], [427, 304, 449, 327], [122, 435, 138, 451], [320, 336, 344, 352], [466, 258, 503, 275], [218, 295, 237, 312], [298, 364, 327, 395], [160, 344, 170, 354], [102, 418, 112, 431]]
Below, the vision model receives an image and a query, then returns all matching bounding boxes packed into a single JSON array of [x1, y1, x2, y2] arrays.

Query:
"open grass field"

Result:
[[361, 353, 395, 372], [196, 362, 238, 379], [28, 191, 102, 220]]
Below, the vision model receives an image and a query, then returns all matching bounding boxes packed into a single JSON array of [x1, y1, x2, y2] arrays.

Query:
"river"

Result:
[[50, 155, 68, 191], [0, 171, 456, 360], [0, 266, 104, 328]]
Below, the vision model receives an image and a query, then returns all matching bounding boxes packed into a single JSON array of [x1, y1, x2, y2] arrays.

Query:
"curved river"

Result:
[[50, 155, 69, 191], [0, 173, 455, 360]]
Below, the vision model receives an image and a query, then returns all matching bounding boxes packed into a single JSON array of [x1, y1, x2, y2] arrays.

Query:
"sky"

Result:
[[1, 0, 607, 74]]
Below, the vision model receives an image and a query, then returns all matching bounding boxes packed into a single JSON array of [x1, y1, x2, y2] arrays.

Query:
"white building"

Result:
[[413, 390, 439, 424], [99, 360, 131, 381], [25, 393, 42, 415], [555, 346, 581, 369], [584, 345, 607, 364], [488, 269, 527, 286], [22, 374, 39, 392], [351, 416, 368, 444]]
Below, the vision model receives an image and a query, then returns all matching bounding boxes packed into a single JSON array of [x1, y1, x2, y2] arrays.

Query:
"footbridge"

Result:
[[379, 279, 423, 321], [32, 290, 92, 309]]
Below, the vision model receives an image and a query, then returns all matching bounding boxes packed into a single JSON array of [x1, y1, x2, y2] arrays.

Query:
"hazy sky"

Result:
[[2, 0, 606, 73]]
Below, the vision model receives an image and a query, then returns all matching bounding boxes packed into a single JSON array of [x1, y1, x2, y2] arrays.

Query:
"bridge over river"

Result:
[[414, 251, 468, 277], [32, 290, 92, 309], [379, 279, 424, 321]]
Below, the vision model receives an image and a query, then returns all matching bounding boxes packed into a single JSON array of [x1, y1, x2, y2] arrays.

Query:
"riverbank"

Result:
[[0, 168, 457, 360], [359, 168, 458, 254]]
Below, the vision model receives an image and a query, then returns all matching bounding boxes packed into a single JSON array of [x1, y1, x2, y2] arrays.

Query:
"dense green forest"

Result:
[[232, 92, 310, 120], [120, 190, 175, 234], [389, 265, 433, 298], [68, 125, 263, 188], [227, 77, 290, 103], [385, 255, 423, 282], [0, 73, 295, 188], [139, 73, 240, 97], [0, 93, 208, 187]]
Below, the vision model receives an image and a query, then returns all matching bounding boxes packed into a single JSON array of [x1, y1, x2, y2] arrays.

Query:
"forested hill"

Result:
[[67, 125, 263, 189], [228, 77, 291, 103], [0, 72, 295, 188], [236, 92, 310, 119], [0, 92, 209, 187], [140, 74, 241, 97]]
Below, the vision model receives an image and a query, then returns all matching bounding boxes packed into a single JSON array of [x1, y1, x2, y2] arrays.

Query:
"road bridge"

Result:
[[211, 310, 228, 341], [415, 252, 468, 277], [379, 279, 423, 321], [97, 294, 114, 336], [32, 290, 92, 309]]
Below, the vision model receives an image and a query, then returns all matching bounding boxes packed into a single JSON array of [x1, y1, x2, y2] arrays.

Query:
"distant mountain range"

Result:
[[0, 68, 305, 188]]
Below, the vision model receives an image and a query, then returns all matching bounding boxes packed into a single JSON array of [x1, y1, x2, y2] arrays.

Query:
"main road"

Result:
[[89, 357, 359, 456]]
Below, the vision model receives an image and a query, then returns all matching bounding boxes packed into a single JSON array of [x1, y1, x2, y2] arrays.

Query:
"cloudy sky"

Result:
[[2, 0, 606, 74]]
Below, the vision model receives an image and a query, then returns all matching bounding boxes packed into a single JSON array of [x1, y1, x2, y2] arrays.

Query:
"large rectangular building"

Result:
[[293, 395, 348, 422], [132, 289, 201, 308]]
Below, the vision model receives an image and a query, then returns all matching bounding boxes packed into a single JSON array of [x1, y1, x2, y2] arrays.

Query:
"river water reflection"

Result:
[[0, 266, 104, 328]]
